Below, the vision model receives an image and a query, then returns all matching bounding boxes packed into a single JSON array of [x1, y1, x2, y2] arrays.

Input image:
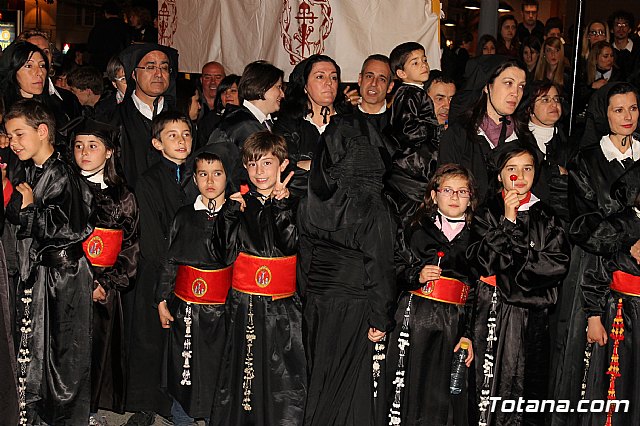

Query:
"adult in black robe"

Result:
[[211, 192, 305, 426], [299, 114, 396, 426], [387, 212, 473, 426], [155, 199, 229, 419], [468, 191, 570, 426], [113, 43, 178, 189], [6, 151, 94, 425], [125, 158, 196, 416], [550, 83, 640, 426]]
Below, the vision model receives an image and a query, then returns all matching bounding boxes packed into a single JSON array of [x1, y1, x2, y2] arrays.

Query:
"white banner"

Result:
[[158, 0, 440, 81]]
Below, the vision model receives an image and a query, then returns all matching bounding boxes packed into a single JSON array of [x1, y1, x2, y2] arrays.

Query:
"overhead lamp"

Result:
[[442, 19, 457, 27], [463, 1, 481, 11], [498, 2, 514, 13]]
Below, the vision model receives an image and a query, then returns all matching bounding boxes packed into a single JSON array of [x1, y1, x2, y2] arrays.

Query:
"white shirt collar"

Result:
[[596, 69, 613, 80], [615, 39, 634, 52], [194, 195, 223, 212], [132, 91, 165, 120], [243, 99, 271, 124], [305, 113, 330, 134], [403, 82, 425, 89], [358, 104, 386, 114], [48, 77, 63, 100], [600, 135, 640, 163], [477, 127, 518, 148], [518, 192, 540, 212], [81, 169, 108, 189]]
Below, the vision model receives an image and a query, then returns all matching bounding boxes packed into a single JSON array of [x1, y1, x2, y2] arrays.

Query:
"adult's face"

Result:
[[523, 46, 539, 70], [613, 18, 631, 41], [486, 66, 526, 116], [501, 19, 517, 43], [482, 41, 496, 55], [531, 86, 562, 127], [427, 81, 456, 125], [133, 50, 170, 98], [261, 78, 285, 114], [24, 35, 52, 67], [544, 43, 561, 67], [16, 51, 47, 98], [358, 59, 393, 108], [607, 92, 639, 137], [305, 61, 338, 108], [522, 5, 538, 27], [546, 28, 562, 40], [587, 23, 607, 46], [201, 63, 225, 101], [597, 47, 614, 71], [222, 83, 239, 107]]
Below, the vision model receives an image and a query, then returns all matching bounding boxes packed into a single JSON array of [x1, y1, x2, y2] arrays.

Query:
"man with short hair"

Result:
[[67, 66, 114, 120], [200, 61, 226, 114], [356, 54, 394, 130], [425, 73, 456, 129], [544, 17, 564, 40], [517, 0, 544, 44], [609, 10, 639, 77]]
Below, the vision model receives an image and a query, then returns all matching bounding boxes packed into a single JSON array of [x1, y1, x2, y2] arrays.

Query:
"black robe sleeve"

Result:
[[388, 85, 442, 149]]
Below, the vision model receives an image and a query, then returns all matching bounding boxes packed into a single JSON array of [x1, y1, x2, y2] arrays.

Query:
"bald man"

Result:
[[200, 61, 226, 113]]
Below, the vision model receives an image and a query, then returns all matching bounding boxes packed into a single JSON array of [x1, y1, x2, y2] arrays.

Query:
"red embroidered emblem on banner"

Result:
[[86, 235, 104, 258], [192, 278, 208, 298], [255, 266, 272, 288], [280, 0, 334, 65], [158, 0, 178, 46]]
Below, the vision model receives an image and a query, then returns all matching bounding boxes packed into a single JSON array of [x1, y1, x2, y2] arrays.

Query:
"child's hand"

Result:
[[92, 283, 107, 302], [418, 264, 441, 284], [368, 327, 385, 342], [0, 133, 9, 149], [229, 191, 246, 211], [503, 188, 520, 222], [158, 300, 174, 329], [454, 337, 474, 367], [587, 316, 608, 346], [16, 182, 34, 209], [272, 170, 294, 200]]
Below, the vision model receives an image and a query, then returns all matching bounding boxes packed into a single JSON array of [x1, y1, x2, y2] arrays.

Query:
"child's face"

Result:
[[498, 152, 536, 195], [244, 154, 289, 197], [74, 135, 111, 174], [431, 176, 471, 218], [152, 120, 192, 164], [194, 159, 226, 205], [5, 117, 51, 164], [397, 50, 430, 84]]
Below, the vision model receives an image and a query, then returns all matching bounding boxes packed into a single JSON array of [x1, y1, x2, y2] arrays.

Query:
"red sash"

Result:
[[611, 270, 640, 297], [410, 277, 470, 305], [480, 275, 497, 287], [232, 252, 296, 299], [82, 227, 124, 267], [174, 265, 233, 304]]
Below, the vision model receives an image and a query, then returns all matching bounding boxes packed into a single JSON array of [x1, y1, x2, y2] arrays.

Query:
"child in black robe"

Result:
[[5, 99, 94, 425], [67, 118, 140, 417], [211, 131, 305, 426], [387, 163, 477, 426], [467, 142, 570, 426], [155, 149, 232, 424], [125, 111, 197, 419]]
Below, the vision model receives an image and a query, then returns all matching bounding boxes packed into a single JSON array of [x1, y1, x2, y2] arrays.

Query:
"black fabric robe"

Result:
[[354, 107, 391, 134], [211, 193, 305, 426], [467, 195, 570, 426], [124, 159, 196, 415], [86, 182, 140, 413], [386, 215, 473, 426], [0, 238, 17, 425], [385, 84, 442, 224], [6, 152, 94, 425], [155, 203, 229, 418], [299, 115, 396, 426], [580, 207, 640, 426]]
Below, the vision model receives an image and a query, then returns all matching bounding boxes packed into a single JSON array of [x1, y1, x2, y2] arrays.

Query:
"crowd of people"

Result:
[[1, 0, 640, 425]]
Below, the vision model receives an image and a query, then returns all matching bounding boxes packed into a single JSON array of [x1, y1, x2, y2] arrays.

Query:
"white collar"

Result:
[[305, 113, 330, 134], [600, 135, 640, 163], [48, 77, 63, 100], [81, 169, 108, 189], [403, 82, 425, 89], [243, 99, 271, 124], [528, 121, 556, 154], [194, 195, 223, 212], [477, 127, 518, 148], [596, 69, 613, 80], [358, 103, 386, 114], [132, 91, 165, 120], [518, 192, 540, 212], [615, 39, 634, 52]]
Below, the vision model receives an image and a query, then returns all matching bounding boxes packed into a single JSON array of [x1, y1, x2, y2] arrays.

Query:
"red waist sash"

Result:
[[480, 275, 497, 287], [410, 277, 470, 305], [232, 252, 296, 299], [82, 227, 124, 267], [611, 270, 640, 297], [174, 265, 233, 304]]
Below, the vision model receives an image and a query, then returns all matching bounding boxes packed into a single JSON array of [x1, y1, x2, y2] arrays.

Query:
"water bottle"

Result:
[[449, 341, 469, 395]]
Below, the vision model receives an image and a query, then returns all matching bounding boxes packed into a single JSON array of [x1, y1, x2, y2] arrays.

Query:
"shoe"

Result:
[[124, 411, 156, 426]]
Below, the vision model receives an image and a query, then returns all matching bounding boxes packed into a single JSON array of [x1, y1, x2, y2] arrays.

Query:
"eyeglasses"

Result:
[[536, 96, 564, 104], [615, 22, 629, 28], [135, 64, 172, 74], [588, 30, 607, 37], [113, 76, 126, 82], [437, 188, 471, 198]]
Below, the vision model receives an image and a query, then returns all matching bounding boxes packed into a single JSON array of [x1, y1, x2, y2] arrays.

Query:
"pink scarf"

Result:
[[480, 114, 514, 147]]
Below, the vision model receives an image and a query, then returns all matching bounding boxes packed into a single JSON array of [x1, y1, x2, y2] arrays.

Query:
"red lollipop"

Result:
[[436, 251, 445, 267], [509, 174, 517, 189]]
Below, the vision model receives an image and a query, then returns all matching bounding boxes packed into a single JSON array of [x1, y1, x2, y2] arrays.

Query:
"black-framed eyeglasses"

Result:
[[135, 64, 172, 74], [588, 30, 606, 37], [437, 188, 472, 199], [536, 96, 564, 104]]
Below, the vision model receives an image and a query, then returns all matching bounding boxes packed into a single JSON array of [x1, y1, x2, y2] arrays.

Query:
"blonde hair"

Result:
[[581, 20, 610, 60], [535, 37, 565, 88], [587, 41, 614, 85]]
